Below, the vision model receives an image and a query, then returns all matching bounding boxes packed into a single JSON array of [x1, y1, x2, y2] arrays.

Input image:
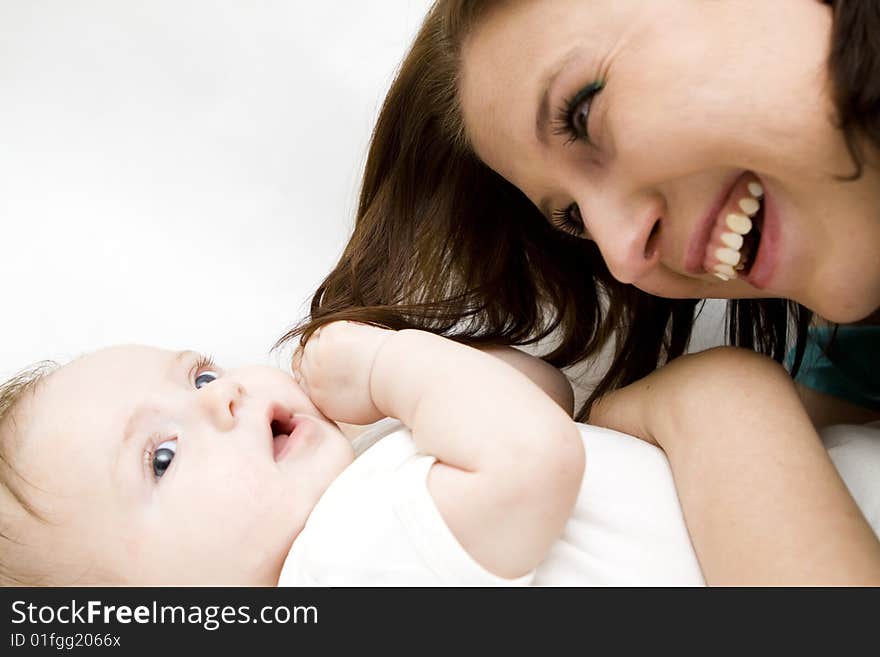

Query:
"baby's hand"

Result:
[[292, 321, 395, 425]]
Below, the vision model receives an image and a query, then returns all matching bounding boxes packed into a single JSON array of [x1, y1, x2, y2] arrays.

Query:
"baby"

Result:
[[1, 323, 878, 586]]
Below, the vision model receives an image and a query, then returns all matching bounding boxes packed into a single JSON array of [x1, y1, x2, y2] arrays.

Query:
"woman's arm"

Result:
[[296, 323, 584, 579], [590, 347, 880, 585]]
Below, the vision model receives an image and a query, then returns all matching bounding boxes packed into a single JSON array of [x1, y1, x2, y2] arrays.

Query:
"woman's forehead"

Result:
[[459, 0, 611, 171]]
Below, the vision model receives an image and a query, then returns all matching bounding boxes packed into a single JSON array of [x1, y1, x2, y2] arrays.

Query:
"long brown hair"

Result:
[[280, 0, 877, 421]]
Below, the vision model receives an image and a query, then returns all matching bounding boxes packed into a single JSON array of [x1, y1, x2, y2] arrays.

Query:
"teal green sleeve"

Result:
[[785, 326, 880, 411]]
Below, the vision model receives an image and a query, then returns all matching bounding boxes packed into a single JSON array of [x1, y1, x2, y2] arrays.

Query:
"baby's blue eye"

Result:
[[152, 439, 177, 478], [194, 371, 218, 389]]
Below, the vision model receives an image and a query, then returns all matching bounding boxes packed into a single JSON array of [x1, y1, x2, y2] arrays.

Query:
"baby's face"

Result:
[[13, 345, 353, 585]]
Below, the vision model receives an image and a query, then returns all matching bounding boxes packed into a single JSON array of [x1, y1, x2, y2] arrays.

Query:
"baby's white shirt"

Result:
[[279, 420, 705, 586]]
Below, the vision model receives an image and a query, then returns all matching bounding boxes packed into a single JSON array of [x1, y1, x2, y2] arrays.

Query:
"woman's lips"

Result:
[[685, 171, 747, 274]]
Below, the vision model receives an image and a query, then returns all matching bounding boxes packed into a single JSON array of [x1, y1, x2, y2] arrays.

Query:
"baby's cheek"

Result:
[[291, 382, 322, 416], [208, 457, 281, 516], [121, 528, 143, 563]]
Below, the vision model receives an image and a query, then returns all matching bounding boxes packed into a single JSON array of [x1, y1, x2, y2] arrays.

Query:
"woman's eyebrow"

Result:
[[538, 197, 554, 221], [535, 48, 581, 144]]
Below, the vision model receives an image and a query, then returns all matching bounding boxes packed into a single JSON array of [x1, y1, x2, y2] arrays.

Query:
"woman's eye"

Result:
[[551, 203, 586, 237], [152, 439, 177, 478], [553, 80, 604, 144], [571, 99, 591, 139], [194, 370, 218, 389]]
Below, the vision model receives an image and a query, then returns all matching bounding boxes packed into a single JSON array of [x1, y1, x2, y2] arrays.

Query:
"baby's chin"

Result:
[[116, 556, 282, 586]]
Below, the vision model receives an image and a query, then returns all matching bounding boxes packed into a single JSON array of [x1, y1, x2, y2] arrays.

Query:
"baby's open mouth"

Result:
[[269, 408, 296, 461], [703, 174, 765, 280]]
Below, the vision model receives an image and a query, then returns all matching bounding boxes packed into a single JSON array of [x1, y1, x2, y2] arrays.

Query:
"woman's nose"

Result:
[[199, 378, 246, 431], [577, 192, 662, 285]]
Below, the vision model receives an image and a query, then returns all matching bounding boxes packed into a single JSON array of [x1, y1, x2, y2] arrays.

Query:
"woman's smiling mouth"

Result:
[[701, 173, 765, 280], [685, 171, 768, 283]]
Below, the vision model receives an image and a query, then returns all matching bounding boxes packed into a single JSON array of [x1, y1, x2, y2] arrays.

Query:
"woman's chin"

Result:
[[808, 295, 880, 325]]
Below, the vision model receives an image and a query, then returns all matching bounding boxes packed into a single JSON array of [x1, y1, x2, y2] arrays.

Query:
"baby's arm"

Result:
[[590, 347, 880, 585], [296, 323, 584, 579], [335, 345, 573, 438]]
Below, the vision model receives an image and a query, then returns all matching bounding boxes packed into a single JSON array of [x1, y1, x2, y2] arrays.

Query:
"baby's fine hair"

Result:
[[0, 361, 57, 585]]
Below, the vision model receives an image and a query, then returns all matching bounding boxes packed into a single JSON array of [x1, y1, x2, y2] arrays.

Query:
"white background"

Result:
[[0, 0, 435, 378]]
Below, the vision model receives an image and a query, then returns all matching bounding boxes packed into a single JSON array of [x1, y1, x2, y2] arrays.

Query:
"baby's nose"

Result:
[[200, 378, 246, 430]]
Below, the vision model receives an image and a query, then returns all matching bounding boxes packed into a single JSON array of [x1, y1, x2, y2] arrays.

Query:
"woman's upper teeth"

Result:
[[707, 179, 764, 281], [738, 196, 760, 216], [725, 212, 753, 234], [720, 231, 744, 250]]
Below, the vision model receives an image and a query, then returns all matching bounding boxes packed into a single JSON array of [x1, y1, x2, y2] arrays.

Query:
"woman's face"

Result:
[[459, 0, 880, 322]]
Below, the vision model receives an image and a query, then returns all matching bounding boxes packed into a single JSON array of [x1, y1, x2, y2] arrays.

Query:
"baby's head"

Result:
[[0, 345, 354, 586]]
